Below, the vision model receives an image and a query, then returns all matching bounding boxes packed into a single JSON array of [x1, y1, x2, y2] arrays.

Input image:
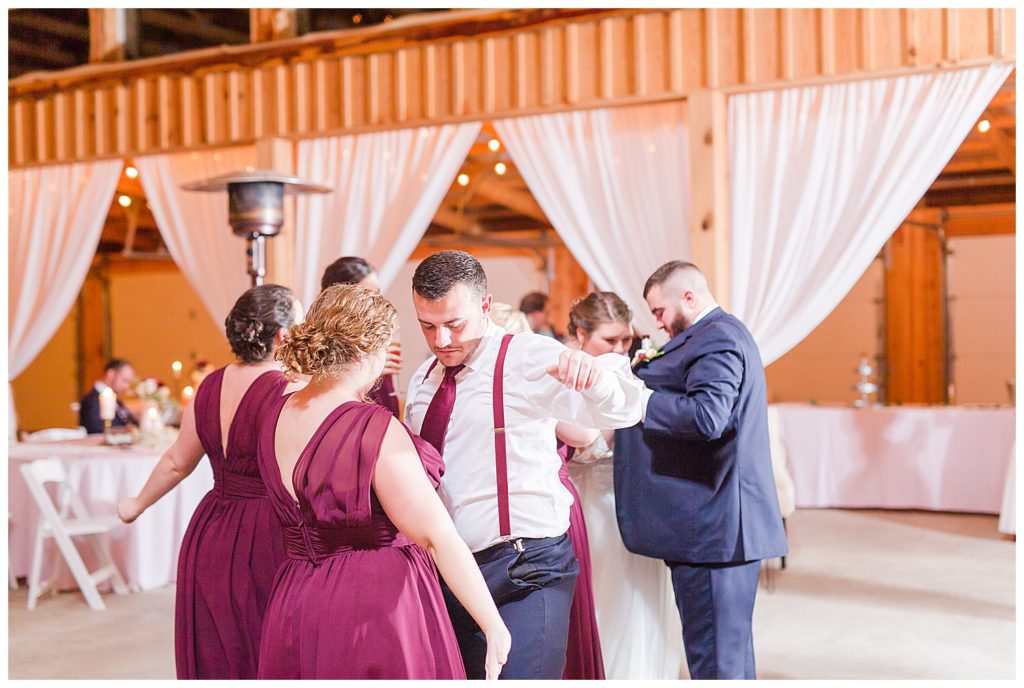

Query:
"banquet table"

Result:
[[769, 403, 1015, 514], [8, 436, 213, 591]]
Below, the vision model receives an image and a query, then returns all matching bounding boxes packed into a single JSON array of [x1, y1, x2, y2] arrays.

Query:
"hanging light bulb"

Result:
[[494, 162, 507, 175], [352, 13, 362, 24], [488, 138, 501, 152], [118, 195, 132, 208], [124, 166, 138, 179], [977, 119, 991, 133], [457, 173, 470, 187]]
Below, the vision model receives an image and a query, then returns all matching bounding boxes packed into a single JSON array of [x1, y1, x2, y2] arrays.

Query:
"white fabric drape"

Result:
[[9, 160, 122, 380], [135, 147, 257, 327], [729, 63, 1013, 365], [495, 102, 691, 339], [294, 123, 481, 305]]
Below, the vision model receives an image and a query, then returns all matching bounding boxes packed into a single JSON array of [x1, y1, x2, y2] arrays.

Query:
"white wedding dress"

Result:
[[568, 434, 686, 679]]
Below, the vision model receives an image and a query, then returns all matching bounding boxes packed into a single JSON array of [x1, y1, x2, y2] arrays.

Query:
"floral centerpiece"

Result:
[[134, 378, 180, 425]]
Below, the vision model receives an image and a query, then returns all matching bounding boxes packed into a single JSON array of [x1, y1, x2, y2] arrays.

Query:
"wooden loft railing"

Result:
[[9, 7, 1015, 169]]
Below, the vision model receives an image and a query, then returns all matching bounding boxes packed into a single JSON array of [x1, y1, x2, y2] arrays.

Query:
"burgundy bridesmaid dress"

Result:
[[558, 443, 607, 680], [255, 398, 466, 680], [175, 368, 289, 679]]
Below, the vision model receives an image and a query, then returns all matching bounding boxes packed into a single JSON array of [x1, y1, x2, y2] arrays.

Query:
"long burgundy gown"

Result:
[[255, 398, 466, 679], [175, 367, 289, 679], [558, 443, 607, 680]]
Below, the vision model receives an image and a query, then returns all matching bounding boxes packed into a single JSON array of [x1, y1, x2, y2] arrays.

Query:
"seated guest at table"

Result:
[[519, 291, 563, 341], [320, 255, 403, 417], [117, 284, 304, 680], [256, 284, 509, 679], [79, 359, 138, 434]]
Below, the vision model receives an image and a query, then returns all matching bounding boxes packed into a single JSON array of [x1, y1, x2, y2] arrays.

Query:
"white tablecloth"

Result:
[[998, 442, 1015, 534], [769, 404, 1015, 514], [8, 437, 213, 591]]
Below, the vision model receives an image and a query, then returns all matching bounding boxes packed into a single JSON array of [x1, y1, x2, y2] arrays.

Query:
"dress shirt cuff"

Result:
[[641, 387, 654, 422]]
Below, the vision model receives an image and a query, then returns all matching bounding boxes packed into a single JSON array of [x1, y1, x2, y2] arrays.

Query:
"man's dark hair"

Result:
[[643, 260, 698, 298], [321, 256, 375, 290], [412, 250, 488, 300], [518, 291, 549, 315], [105, 359, 132, 373]]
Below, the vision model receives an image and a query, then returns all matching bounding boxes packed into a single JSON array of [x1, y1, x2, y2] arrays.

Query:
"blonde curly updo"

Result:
[[276, 284, 397, 379]]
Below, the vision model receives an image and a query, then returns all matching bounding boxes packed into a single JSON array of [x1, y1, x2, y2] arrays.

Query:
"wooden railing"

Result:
[[9, 7, 1015, 168]]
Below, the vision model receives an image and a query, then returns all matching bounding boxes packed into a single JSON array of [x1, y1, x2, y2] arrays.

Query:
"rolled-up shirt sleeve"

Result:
[[514, 334, 644, 428]]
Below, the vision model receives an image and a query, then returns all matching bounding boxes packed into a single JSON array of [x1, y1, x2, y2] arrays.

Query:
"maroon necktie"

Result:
[[419, 364, 465, 456]]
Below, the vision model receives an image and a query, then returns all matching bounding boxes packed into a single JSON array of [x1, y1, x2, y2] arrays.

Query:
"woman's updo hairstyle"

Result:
[[225, 284, 297, 364], [568, 291, 633, 336], [276, 284, 396, 379]]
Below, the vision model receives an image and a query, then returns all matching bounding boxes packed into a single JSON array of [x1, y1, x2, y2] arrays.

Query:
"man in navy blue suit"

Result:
[[615, 260, 787, 680]]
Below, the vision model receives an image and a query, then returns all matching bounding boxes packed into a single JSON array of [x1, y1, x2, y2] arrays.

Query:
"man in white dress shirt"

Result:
[[405, 251, 644, 679]]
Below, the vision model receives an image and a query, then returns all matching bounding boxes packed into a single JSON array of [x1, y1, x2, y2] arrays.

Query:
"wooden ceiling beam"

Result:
[[433, 205, 484, 235], [983, 125, 1016, 174], [9, 12, 90, 42], [9, 39, 76, 66], [472, 177, 549, 224], [141, 9, 247, 45]]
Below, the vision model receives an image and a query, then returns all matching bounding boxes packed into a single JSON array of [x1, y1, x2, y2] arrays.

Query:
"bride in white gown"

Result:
[[557, 292, 685, 680]]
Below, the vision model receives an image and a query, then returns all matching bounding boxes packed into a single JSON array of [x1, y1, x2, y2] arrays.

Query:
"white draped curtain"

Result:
[[135, 147, 257, 327], [294, 123, 481, 306], [9, 160, 122, 380], [729, 63, 1013, 366], [494, 101, 691, 339]]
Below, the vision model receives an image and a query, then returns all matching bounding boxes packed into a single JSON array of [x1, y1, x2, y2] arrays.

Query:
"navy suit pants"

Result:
[[442, 533, 578, 680], [667, 559, 761, 680]]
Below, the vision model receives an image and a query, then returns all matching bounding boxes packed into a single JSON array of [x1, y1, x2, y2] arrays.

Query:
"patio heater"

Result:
[[181, 170, 331, 286]]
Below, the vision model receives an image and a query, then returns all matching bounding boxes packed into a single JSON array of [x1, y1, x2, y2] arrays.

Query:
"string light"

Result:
[[118, 195, 132, 208], [124, 166, 138, 179], [494, 162, 507, 175], [352, 13, 362, 24], [457, 173, 470, 186], [488, 139, 501, 152], [977, 119, 991, 133]]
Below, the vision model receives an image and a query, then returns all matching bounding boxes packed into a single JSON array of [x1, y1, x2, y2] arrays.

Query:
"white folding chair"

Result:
[[23, 427, 88, 443], [19, 458, 129, 610]]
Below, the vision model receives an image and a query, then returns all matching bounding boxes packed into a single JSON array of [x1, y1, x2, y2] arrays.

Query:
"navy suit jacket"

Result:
[[614, 308, 788, 564]]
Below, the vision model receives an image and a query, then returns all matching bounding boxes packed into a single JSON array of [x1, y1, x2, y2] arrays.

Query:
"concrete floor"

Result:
[[7, 508, 1015, 680]]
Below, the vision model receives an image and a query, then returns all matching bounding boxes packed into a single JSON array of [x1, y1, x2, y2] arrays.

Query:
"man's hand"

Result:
[[382, 342, 403, 377], [547, 349, 603, 392]]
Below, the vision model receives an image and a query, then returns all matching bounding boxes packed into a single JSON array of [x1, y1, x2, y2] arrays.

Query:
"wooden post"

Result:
[[250, 9, 303, 43], [883, 215, 947, 404], [89, 8, 139, 63], [548, 245, 591, 339], [687, 90, 731, 310], [256, 138, 297, 291], [77, 268, 109, 395]]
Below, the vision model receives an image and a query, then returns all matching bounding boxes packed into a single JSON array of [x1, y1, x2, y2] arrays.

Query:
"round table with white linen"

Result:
[[8, 436, 213, 591]]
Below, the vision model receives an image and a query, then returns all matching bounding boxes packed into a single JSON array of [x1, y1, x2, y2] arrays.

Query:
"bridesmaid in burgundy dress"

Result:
[[118, 284, 303, 679], [319, 255, 402, 416], [557, 442, 607, 680], [256, 284, 510, 680]]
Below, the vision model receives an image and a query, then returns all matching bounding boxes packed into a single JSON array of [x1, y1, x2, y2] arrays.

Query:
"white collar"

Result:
[[691, 303, 721, 327]]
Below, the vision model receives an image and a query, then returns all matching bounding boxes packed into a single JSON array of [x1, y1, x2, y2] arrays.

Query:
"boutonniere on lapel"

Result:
[[631, 337, 665, 369]]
